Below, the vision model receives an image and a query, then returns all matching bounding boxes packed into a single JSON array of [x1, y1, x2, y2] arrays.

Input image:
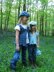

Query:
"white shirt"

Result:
[[14, 24, 29, 44]]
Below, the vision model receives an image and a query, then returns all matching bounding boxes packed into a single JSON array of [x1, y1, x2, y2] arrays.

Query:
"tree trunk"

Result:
[[18, 0, 21, 19], [23, 0, 26, 11], [36, 0, 38, 26], [7, 0, 13, 30], [0, 0, 3, 31], [4, 0, 13, 31], [45, 12, 47, 36]]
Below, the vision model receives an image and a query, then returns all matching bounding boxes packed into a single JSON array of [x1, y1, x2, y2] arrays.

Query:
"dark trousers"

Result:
[[20, 45, 27, 64], [28, 44, 37, 64]]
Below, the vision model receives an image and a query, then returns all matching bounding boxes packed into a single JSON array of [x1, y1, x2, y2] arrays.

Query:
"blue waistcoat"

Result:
[[18, 24, 29, 46]]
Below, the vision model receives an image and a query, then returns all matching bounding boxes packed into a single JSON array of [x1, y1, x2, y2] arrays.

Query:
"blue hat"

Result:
[[19, 11, 30, 18]]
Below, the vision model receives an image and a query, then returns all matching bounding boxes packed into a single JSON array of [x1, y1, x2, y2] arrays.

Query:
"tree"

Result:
[[40, 0, 48, 36], [23, 0, 26, 11], [4, 0, 13, 30], [18, 0, 21, 19], [0, 0, 3, 31]]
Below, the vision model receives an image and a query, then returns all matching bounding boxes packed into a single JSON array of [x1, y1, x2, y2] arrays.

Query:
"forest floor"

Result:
[[0, 34, 54, 72]]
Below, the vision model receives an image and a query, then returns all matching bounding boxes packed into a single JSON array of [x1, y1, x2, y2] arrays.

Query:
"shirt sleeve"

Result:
[[14, 25, 20, 31], [36, 31, 39, 37]]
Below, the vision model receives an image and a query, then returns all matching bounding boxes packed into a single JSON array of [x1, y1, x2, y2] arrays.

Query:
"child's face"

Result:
[[21, 16, 28, 24], [31, 25, 36, 32]]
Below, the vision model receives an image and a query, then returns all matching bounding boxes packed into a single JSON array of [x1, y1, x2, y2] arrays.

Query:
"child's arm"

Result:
[[16, 30, 20, 51], [37, 36, 39, 48], [36, 31, 39, 48]]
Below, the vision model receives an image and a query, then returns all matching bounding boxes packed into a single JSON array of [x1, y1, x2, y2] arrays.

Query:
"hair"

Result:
[[18, 17, 23, 24], [29, 25, 36, 33], [19, 16, 26, 23]]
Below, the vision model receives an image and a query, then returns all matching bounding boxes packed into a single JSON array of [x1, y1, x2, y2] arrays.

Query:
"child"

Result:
[[28, 21, 39, 67], [10, 11, 30, 71]]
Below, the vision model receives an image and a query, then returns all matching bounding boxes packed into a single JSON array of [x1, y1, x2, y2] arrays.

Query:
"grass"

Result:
[[0, 34, 54, 72]]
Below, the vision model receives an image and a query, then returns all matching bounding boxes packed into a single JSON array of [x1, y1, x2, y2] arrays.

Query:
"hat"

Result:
[[28, 21, 37, 26], [19, 11, 30, 18]]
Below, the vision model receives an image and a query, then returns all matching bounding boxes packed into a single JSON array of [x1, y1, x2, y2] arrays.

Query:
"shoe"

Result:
[[22, 62, 27, 67], [10, 63, 16, 71], [31, 62, 37, 68], [11, 69, 15, 72]]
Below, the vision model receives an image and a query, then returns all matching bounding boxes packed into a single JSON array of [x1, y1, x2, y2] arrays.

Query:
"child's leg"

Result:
[[28, 45, 33, 63], [10, 51, 20, 70], [21, 46, 27, 66], [32, 45, 37, 64]]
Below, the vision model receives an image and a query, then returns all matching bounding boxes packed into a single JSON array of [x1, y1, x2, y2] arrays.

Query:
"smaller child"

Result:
[[28, 21, 39, 67]]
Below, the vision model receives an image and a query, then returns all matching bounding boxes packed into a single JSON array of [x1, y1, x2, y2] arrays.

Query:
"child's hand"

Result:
[[16, 45, 20, 51], [37, 45, 39, 48]]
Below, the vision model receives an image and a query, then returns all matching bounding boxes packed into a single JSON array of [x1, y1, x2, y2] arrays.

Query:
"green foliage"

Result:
[[0, 0, 54, 35], [0, 36, 54, 72]]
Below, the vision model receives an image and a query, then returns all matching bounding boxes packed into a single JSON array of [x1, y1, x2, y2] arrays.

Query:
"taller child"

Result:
[[10, 11, 30, 71]]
